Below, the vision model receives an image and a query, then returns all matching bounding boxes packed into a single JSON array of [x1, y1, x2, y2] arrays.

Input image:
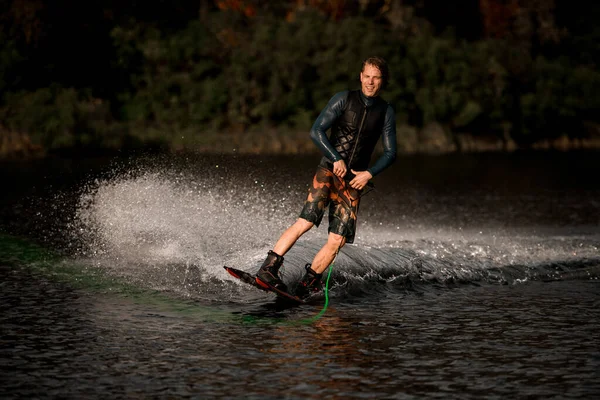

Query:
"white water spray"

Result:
[[72, 164, 312, 281], [70, 157, 600, 299]]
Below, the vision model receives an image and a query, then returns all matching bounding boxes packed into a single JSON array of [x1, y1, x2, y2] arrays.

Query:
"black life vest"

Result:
[[328, 90, 388, 171]]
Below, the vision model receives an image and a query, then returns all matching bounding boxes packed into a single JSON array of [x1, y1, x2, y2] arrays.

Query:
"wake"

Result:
[[69, 162, 600, 301]]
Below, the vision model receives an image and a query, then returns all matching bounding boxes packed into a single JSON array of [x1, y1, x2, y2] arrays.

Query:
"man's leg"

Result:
[[295, 175, 359, 297], [257, 166, 328, 291], [255, 218, 314, 290], [310, 232, 346, 274], [273, 218, 314, 257], [294, 232, 345, 298]]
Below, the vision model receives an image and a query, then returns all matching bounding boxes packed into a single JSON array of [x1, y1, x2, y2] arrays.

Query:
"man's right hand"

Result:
[[333, 160, 347, 178]]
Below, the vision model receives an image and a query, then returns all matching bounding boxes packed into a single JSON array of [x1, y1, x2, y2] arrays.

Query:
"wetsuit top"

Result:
[[310, 90, 396, 178]]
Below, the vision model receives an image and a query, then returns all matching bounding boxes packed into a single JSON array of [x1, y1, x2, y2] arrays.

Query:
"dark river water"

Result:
[[1, 151, 599, 399]]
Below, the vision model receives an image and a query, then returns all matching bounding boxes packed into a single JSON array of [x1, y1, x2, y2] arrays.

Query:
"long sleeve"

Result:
[[367, 105, 396, 177], [309, 91, 349, 162]]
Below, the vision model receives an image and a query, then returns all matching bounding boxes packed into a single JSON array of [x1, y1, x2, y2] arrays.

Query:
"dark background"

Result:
[[1, 0, 599, 158]]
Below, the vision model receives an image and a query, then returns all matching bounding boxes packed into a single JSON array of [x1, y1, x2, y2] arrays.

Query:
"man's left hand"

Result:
[[349, 169, 372, 190]]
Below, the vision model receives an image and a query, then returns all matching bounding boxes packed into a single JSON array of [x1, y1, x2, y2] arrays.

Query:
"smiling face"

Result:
[[360, 63, 383, 98]]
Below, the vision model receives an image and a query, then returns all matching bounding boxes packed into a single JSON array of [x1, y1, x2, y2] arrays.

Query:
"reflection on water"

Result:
[[1, 265, 598, 399]]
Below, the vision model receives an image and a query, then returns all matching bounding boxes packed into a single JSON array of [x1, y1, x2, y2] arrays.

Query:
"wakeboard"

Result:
[[224, 266, 305, 304]]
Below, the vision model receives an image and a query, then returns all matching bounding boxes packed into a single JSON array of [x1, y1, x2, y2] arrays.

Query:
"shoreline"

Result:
[[2, 127, 600, 161]]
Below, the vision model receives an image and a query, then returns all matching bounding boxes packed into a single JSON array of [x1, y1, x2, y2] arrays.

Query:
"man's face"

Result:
[[360, 63, 383, 97]]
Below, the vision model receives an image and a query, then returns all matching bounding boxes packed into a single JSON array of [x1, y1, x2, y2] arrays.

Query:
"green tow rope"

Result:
[[308, 260, 334, 321], [300, 245, 340, 324]]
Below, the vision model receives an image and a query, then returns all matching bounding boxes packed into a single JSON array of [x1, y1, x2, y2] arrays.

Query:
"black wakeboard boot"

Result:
[[294, 263, 323, 299], [256, 250, 288, 292]]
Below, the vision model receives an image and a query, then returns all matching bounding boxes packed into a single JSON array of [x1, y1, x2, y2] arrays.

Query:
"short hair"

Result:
[[361, 56, 389, 88]]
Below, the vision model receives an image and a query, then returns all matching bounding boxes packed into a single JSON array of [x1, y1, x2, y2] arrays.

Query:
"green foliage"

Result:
[[2, 86, 77, 147], [397, 33, 498, 146], [113, 21, 227, 135], [1, 86, 117, 150], [0, 33, 24, 96], [113, 10, 393, 136], [516, 56, 600, 143], [1, 9, 599, 155]]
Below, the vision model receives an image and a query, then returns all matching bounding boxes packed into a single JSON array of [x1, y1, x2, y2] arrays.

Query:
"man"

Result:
[[256, 56, 397, 299]]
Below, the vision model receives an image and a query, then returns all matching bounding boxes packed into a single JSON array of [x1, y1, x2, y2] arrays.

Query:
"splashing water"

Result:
[[69, 155, 600, 300], [70, 157, 322, 297]]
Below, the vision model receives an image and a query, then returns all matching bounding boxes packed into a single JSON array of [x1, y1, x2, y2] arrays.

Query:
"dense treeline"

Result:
[[1, 0, 599, 157]]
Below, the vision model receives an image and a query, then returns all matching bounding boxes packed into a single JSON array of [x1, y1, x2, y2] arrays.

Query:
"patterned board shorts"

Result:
[[299, 165, 362, 244]]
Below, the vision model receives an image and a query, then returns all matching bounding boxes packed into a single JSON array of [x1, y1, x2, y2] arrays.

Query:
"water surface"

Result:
[[1, 151, 599, 398]]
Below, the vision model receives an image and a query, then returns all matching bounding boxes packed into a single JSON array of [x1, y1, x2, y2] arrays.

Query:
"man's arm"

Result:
[[367, 104, 397, 177], [349, 105, 396, 190], [309, 91, 348, 162]]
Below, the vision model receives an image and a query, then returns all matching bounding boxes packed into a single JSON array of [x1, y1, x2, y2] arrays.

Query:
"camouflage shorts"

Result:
[[299, 166, 362, 244]]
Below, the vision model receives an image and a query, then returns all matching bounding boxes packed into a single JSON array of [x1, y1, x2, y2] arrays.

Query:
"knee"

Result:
[[294, 218, 314, 234], [327, 233, 346, 248]]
